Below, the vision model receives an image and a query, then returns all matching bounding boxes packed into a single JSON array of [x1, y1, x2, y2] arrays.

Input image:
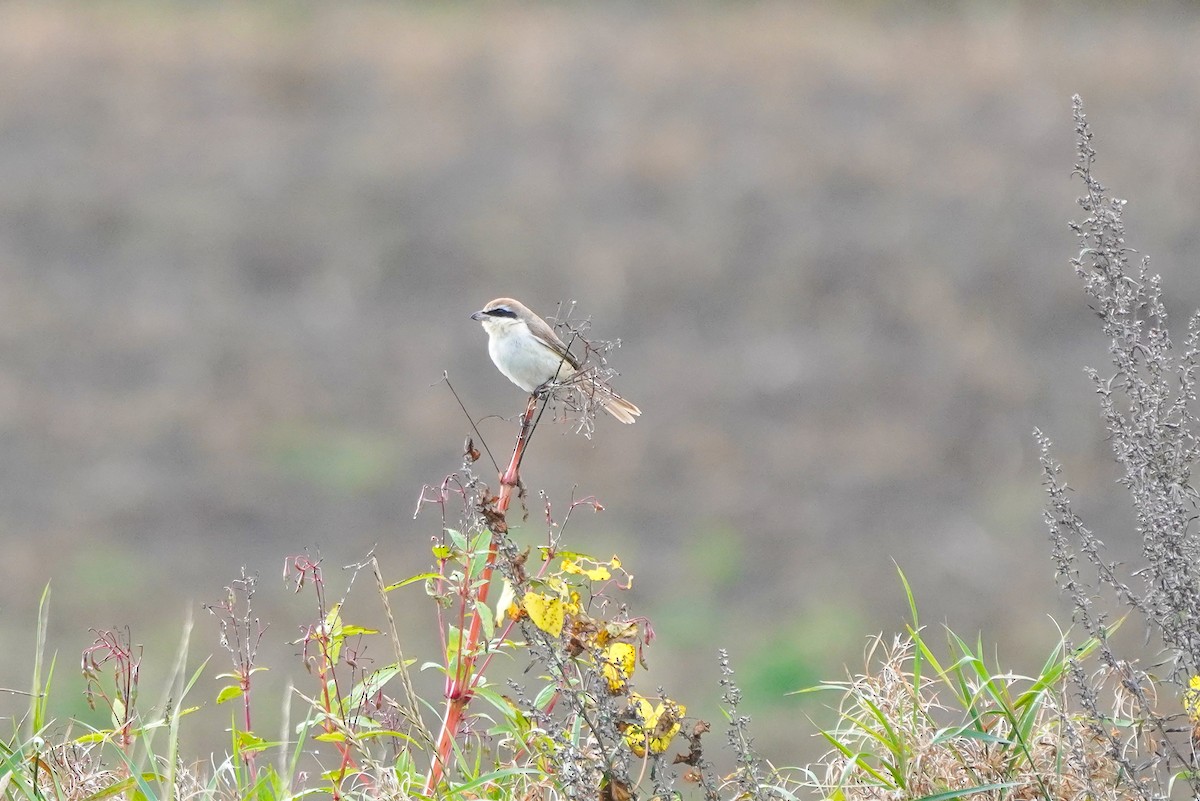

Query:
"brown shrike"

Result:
[[471, 298, 641, 424]]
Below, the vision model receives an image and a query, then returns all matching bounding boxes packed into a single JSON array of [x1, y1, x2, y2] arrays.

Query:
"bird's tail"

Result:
[[593, 384, 641, 424]]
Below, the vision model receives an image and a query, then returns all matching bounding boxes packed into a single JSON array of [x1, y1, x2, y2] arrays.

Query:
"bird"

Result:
[[471, 297, 641, 424]]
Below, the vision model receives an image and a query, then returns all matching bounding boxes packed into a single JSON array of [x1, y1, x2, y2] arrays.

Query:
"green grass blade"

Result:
[[911, 781, 1021, 801], [30, 584, 52, 736]]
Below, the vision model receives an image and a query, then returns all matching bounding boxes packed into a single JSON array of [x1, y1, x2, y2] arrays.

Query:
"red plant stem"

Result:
[[423, 395, 540, 794], [315, 612, 367, 798], [241, 677, 252, 733], [240, 672, 257, 777]]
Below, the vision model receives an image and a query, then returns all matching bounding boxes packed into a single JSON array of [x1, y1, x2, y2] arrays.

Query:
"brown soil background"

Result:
[[2, 0, 1199, 767]]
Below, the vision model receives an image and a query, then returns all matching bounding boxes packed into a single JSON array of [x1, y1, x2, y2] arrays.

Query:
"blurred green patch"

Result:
[[744, 604, 865, 703], [686, 522, 745, 590], [655, 596, 724, 651], [48, 681, 110, 733], [264, 424, 397, 494], [67, 547, 154, 598]]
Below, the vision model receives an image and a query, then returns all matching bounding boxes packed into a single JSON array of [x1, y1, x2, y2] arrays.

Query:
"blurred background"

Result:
[[2, 0, 1200, 767]]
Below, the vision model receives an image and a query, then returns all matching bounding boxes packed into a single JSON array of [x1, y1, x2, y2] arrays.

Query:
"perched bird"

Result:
[[471, 297, 641, 423]]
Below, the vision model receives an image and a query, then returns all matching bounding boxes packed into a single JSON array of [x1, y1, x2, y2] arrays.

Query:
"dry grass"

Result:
[[804, 619, 1143, 801]]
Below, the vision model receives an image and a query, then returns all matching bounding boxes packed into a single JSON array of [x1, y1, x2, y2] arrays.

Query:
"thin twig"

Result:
[[440, 372, 500, 473]]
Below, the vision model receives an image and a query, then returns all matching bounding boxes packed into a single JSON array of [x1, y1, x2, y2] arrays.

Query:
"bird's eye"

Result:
[[488, 307, 517, 318]]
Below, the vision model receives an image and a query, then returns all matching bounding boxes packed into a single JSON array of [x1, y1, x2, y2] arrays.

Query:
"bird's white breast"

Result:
[[486, 320, 575, 393]]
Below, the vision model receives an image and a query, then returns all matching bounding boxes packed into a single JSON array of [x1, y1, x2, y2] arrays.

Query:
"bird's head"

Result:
[[471, 297, 531, 334]]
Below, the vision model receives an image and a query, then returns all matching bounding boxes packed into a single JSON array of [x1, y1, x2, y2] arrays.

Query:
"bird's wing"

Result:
[[527, 318, 582, 370]]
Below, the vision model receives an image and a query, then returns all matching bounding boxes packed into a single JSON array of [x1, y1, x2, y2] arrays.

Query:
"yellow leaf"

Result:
[[495, 579, 516, 621], [562, 556, 612, 581], [564, 590, 582, 616], [323, 602, 343, 633], [647, 699, 685, 754], [623, 694, 685, 757], [1185, 674, 1200, 721], [605, 621, 640, 642], [623, 695, 654, 757], [601, 642, 637, 693], [523, 591, 565, 637]]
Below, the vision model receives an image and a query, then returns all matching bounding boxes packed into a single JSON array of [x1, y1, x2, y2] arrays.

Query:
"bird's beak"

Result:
[[470, 310, 486, 321]]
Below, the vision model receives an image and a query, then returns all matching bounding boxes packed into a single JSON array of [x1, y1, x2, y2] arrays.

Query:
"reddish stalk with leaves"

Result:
[[288, 555, 372, 800], [423, 393, 540, 794]]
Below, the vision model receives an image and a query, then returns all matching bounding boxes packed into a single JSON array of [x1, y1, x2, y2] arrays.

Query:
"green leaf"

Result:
[[234, 730, 270, 752], [349, 664, 401, 707], [930, 724, 1013, 747], [386, 572, 442, 591], [80, 776, 139, 801], [439, 766, 539, 798], [469, 546, 494, 579], [355, 729, 420, 747], [787, 682, 853, 696], [216, 685, 243, 705], [476, 601, 496, 643], [911, 781, 1021, 801], [816, 730, 895, 789], [445, 625, 464, 667]]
